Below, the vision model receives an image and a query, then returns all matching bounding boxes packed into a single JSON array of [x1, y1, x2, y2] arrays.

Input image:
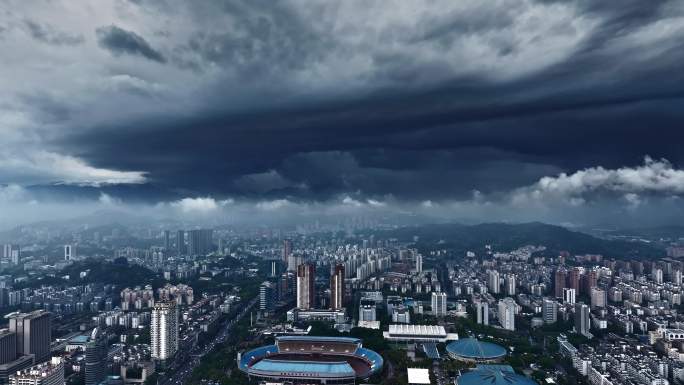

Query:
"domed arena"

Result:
[[238, 336, 383, 385], [446, 338, 507, 363], [457, 365, 537, 385]]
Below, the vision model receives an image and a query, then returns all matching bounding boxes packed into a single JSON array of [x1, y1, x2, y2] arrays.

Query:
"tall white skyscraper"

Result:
[[330, 264, 345, 310], [64, 245, 74, 261], [415, 254, 423, 273], [151, 301, 178, 360], [505, 274, 516, 296], [431, 292, 447, 317], [575, 303, 590, 336], [498, 297, 516, 331], [475, 300, 489, 325], [488, 270, 500, 294], [563, 288, 576, 304]]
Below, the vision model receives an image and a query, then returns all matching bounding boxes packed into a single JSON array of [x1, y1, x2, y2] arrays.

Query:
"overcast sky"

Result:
[[2, 0, 684, 228]]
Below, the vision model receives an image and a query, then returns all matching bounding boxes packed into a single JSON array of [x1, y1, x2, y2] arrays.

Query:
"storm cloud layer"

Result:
[[2, 0, 684, 228]]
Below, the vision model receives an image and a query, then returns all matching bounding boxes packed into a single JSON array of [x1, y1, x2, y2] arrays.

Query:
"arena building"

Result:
[[446, 338, 507, 363], [238, 336, 383, 384], [456, 365, 537, 385]]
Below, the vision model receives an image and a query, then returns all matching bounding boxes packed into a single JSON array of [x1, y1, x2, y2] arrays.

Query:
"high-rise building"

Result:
[[0, 329, 17, 365], [259, 282, 276, 315], [475, 300, 489, 325], [151, 302, 178, 361], [497, 297, 515, 331], [330, 264, 345, 310], [542, 298, 557, 324], [554, 269, 567, 298], [162, 230, 170, 251], [488, 270, 500, 295], [8, 310, 51, 363], [569, 268, 581, 295], [296, 264, 315, 310], [282, 240, 292, 264], [8, 357, 64, 385], [359, 299, 376, 322], [63, 245, 73, 261], [431, 292, 447, 317], [505, 274, 516, 296], [574, 303, 591, 336], [2, 245, 12, 262], [563, 288, 576, 305], [590, 287, 606, 309], [415, 255, 423, 273], [84, 329, 106, 385], [278, 272, 295, 301], [175, 230, 185, 256], [187, 229, 213, 256]]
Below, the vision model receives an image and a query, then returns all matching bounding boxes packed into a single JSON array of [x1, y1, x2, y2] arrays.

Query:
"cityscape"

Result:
[[3, 1, 684, 385]]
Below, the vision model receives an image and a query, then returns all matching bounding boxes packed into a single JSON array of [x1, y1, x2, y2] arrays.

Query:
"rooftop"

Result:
[[447, 338, 507, 360], [407, 368, 431, 384], [388, 324, 447, 337], [457, 365, 537, 385]]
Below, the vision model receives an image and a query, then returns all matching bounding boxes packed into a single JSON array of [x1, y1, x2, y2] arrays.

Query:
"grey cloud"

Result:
[[23, 20, 84, 45], [96, 25, 166, 63]]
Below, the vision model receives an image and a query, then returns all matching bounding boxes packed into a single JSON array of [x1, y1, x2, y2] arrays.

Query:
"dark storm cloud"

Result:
[[23, 20, 84, 45], [96, 25, 166, 63], [13, 0, 684, 213]]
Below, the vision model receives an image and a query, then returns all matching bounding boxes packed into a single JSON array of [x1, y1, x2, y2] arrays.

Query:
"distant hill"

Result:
[[377, 222, 665, 259]]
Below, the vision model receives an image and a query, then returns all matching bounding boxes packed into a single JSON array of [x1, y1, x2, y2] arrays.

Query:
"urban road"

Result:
[[159, 297, 258, 385]]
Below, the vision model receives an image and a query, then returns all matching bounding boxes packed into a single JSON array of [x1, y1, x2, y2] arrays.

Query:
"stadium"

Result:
[[446, 338, 507, 363], [238, 336, 383, 384]]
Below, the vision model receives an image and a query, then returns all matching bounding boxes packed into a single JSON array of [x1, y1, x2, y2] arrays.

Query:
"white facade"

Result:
[[431, 292, 447, 317], [498, 297, 515, 331], [151, 301, 179, 360]]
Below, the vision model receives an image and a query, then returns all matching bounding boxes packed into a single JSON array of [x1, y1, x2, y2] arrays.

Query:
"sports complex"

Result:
[[446, 337, 507, 363], [238, 336, 383, 384]]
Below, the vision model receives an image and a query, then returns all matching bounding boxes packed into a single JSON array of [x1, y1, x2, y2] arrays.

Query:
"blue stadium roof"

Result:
[[250, 359, 356, 376], [446, 338, 507, 360], [239, 344, 278, 370], [457, 365, 537, 385], [276, 336, 361, 344]]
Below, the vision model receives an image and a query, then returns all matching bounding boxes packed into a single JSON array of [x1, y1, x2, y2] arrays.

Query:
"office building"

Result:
[[415, 255, 423, 273], [259, 282, 276, 315], [497, 298, 515, 331], [8, 311, 51, 363], [431, 292, 447, 317], [563, 288, 576, 305], [542, 298, 557, 324], [151, 302, 178, 361], [296, 264, 315, 310], [8, 357, 64, 385], [330, 264, 345, 310]]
